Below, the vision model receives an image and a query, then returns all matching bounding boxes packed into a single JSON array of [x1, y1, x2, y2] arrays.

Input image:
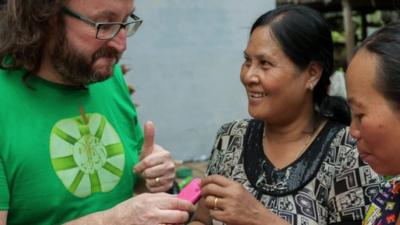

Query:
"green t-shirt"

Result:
[[0, 65, 144, 225]]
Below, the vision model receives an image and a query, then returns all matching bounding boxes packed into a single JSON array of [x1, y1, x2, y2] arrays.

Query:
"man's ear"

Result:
[[306, 62, 323, 90]]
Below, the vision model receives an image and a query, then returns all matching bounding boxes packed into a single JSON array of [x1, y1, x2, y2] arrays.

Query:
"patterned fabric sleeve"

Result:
[[206, 120, 245, 177], [328, 127, 383, 224], [206, 122, 230, 176], [0, 156, 9, 210]]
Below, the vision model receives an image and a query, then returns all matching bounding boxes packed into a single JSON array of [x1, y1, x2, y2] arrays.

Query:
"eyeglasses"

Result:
[[62, 7, 143, 40]]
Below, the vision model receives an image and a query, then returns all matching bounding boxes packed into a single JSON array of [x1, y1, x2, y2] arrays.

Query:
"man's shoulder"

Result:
[[0, 68, 27, 94], [0, 67, 26, 83]]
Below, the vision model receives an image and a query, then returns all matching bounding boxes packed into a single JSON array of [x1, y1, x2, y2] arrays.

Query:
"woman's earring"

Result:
[[307, 84, 314, 91]]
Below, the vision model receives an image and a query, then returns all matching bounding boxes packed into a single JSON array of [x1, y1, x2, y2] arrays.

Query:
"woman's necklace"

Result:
[[294, 132, 313, 160], [263, 120, 326, 165]]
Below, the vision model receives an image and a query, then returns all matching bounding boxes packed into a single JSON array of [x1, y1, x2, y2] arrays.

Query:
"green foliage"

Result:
[[332, 31, 345, 43], [367, 11, 383, 26]]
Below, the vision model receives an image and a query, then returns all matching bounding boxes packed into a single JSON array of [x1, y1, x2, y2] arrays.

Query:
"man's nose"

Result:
[[107, 28, 127, 53]]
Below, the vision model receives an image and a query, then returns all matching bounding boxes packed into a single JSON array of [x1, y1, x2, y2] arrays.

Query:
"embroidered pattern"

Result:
[[364, 176, 400, 225]]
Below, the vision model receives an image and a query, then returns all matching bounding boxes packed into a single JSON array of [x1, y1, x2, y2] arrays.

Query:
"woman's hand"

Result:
[[201, 175, 289, 225]]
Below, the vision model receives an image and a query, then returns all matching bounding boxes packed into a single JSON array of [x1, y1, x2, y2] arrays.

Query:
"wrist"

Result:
[[98, 207, 117, 225], [63, 209, 114, 225]]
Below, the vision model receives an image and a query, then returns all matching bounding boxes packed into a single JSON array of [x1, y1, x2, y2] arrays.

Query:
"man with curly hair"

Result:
[[0, 0, 194, 224]]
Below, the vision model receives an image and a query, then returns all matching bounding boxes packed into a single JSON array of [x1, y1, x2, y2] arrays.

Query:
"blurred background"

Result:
[[122, 0, 399, 162], [124, 0, 274, 162]]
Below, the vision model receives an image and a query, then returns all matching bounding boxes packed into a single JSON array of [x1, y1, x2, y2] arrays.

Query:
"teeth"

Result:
[[249, 92, 267, 98]]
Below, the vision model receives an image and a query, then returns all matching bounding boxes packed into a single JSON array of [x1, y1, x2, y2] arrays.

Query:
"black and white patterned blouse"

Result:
[[206, 119, 383, 225]]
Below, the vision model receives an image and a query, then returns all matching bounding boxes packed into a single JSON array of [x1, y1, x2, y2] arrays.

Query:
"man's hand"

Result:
[[134, 121, 176, 193], [114, 193, 194, 225], [64, 193, 195, 225]]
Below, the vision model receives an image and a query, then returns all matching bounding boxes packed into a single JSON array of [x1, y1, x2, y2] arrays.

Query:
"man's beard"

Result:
[[50, 33, 121, 86]]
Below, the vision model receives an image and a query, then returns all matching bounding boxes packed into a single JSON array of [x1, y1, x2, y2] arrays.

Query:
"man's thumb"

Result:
[[140, 121, 155, 160]]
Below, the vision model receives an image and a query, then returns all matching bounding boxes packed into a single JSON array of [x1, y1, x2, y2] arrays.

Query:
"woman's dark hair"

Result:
[[0, 0, 66, 74], [250, 4, 350, 125], [356, 22, 400, 110]]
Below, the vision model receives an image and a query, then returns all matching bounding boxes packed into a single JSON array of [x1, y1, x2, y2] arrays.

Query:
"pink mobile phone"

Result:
[[177, 178, 202, 204]]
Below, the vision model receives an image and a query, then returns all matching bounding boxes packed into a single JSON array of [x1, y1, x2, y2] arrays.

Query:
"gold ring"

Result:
[[155, 177, 161, 185], [213, 197, 219, 210]]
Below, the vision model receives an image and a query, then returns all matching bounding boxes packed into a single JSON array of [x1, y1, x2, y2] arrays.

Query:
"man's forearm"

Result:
[[63, 210, 112, 225]]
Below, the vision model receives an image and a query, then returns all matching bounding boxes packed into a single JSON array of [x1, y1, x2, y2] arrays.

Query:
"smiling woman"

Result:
[[346, 22, 400, 225], [189, 5, 383, 225]]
